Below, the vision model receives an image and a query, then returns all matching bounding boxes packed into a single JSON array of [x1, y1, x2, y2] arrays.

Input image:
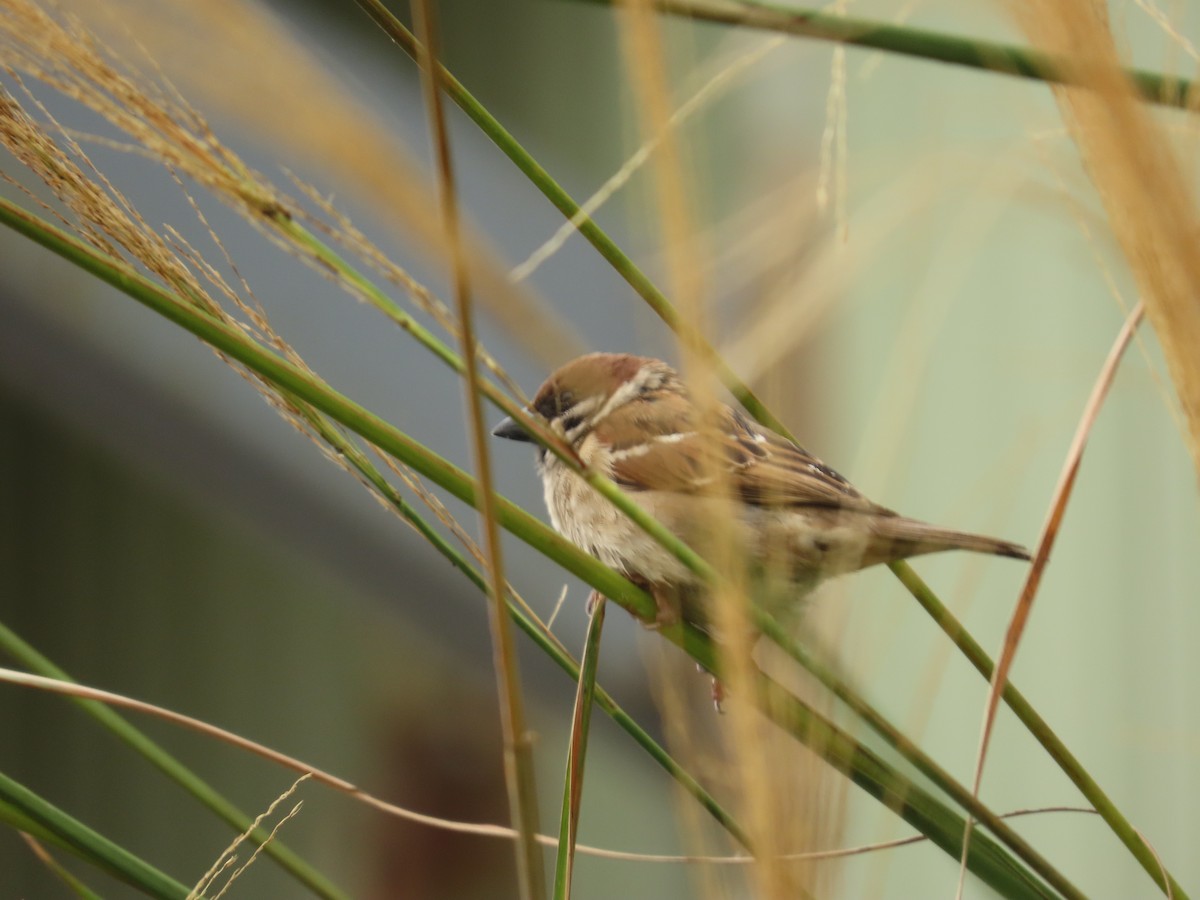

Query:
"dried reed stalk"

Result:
[[1010, 0, 1200, 481]]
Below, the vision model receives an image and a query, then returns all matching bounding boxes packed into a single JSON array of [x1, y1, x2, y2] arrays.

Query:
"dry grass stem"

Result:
[[3, 665, 1046, 867], [1029, 126, 1188, 440], [293, 178, 527, 402], [547, 584, 571, 632], [1133, 825, 1176, 900], [57, 0, 583, 366], [957, 299, 1146, 895], [209, 799, 306, 900], [721, 146, 1024, 384], [409, 2, 543, 897], [1132, 0, 1200, 66], [369, 447, 565, 651], [509, 33, 785, 284], [189, 775, 311, 900], [617, 1, 822, 895], [815, 1, 848, 242], [1009, 0, 1200, 479], [18, 832, 99, 896]]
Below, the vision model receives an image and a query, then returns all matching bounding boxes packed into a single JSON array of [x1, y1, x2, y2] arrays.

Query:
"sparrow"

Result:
[[493, 352, 1029, 630]]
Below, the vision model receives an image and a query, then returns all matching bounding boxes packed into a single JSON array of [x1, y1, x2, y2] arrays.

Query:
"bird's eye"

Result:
[[533, 386, 569, 421]]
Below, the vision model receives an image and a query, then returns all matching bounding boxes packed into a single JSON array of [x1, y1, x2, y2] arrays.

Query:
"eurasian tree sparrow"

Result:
[[493, 353, 1028, 628]]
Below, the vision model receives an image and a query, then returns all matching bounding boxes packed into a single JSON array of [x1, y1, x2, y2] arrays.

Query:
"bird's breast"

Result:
[[540, 463, 699, 586]]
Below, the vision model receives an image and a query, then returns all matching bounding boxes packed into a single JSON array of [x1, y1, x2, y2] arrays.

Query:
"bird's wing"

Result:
[[598, 398, 890, 515]]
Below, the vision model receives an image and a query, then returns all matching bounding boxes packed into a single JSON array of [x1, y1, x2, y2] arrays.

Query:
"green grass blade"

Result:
[[16, 830, 106, 900], [891, 560, 1188, 900], [677, 628, 1057, 899], [575, 0, 1193, 108], [0, 769, 193, 900], [753, 611, 1084, 898], [0, 621, 347, 899], [552, 597, 606, 900]]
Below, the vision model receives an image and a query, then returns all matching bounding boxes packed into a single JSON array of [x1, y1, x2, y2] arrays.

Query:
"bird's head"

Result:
[[492, 353, 681, 455]]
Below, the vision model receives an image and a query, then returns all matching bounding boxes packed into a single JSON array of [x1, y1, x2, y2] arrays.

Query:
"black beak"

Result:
[[491, 415, 533, 443]]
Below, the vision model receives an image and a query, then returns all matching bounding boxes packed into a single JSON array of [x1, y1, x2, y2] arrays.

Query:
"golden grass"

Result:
[[1010, 0, 1200, 479], [615, 3, 835, 896], [57, 0, 584, 367], [188, 775, 312, 900]]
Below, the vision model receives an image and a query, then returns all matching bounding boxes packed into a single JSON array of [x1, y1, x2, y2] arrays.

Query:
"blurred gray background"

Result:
[[1, 0, 1197, 897]]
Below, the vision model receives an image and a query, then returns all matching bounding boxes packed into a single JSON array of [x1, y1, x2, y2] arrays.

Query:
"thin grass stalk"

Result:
[[0, 200, 1053, 892], [20, 834, 105, 900], [753, 612, 1085, 900], [673, 626, 1057, 900], [552, 597, 606, 900], [1007, 2, 1200, 481], [0, 769, 194, 900], [0, 665, 739, 868], [410, 1, 544, 895], [0, 623, 348, 900], [889, 559, 1188, 899], [958, 301, 1179, 899], [0, 661, 1075, 884], [349, 0, 795, 441], [617, 1, 803, 894], [574, 0, 1194, 108]]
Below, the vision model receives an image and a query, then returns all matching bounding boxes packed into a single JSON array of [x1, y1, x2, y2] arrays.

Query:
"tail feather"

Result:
[[873, 516, 1031, 563]]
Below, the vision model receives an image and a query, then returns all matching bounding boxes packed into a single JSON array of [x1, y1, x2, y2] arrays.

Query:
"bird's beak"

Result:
[[491, 415, 533, 443]]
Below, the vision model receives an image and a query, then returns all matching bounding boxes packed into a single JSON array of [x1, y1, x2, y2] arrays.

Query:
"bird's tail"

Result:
[[872, 516, 1031, 563]]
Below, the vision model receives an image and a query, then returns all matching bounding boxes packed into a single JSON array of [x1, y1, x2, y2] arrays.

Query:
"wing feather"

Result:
[[597, 397, 891, 515]]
